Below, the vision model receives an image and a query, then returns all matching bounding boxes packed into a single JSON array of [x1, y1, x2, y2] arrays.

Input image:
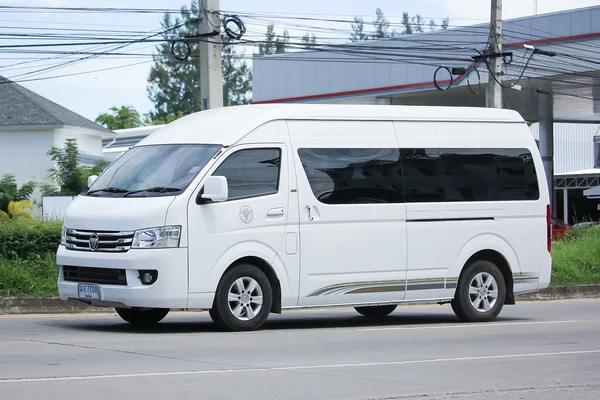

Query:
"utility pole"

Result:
[[534, 0, 538, 15], [487, 0, 503, 108], [199, 0, 223, 110]]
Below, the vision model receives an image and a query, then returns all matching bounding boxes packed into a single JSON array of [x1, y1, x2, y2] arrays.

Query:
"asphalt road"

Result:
[[1, 300, 599, 400]]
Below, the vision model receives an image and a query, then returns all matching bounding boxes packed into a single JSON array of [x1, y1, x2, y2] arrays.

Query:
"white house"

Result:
[[0, 75, 114, 214]]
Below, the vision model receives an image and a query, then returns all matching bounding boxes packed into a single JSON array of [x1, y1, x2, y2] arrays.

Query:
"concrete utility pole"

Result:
[[199, 0, 223, 110], [534, 0, 538, 15], [487, 0, 503, 108]]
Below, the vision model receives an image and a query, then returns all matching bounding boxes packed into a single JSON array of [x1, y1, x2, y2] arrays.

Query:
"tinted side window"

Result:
[[494, 149, 539, 200], [400, 148, 445, 202], [439, 148, 539, 201], [297, 148, 404, 204], [213, 148, 281, 200]]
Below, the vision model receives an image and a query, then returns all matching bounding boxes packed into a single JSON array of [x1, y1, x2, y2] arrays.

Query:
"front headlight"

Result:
[[61, 226, 67, 246], [132, 226, 181, 249]]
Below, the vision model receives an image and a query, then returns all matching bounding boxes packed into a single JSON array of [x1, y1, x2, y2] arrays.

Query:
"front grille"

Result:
[[63, 266, 127, 285], [65, 229, 134, 253]]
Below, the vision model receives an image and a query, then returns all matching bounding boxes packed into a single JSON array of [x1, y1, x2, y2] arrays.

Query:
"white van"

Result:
[[57, 104, 551, 331]]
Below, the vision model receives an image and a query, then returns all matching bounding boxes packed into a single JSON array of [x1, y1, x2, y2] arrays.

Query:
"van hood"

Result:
[[63, 195, 176, 231]]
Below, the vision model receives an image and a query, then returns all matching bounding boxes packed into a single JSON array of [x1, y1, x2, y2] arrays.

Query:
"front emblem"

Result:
[[89, 233, 100, 251], [239, 206, 253, 224]]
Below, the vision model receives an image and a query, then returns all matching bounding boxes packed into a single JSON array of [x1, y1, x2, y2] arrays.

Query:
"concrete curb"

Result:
[[1, 285, 599, 315]]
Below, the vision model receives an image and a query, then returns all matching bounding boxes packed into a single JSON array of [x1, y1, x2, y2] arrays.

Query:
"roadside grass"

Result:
[[551, 226, 600, 286], [0, 253, 58, 297]]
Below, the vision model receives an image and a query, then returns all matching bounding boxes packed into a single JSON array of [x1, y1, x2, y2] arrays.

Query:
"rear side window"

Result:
[[439, 148, 539, 201], [297, 148, 404, 204], [212, 148, 281, 200]]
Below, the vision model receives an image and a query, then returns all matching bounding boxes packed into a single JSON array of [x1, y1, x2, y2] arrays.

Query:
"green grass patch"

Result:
[[551, 226, 600, 286], [0, 253, 58, 297]]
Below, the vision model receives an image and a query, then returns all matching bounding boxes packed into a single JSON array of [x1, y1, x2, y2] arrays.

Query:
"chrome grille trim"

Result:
[[65, 229, 135, 253]]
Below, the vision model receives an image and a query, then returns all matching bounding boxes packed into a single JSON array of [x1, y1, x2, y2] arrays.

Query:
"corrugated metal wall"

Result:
[[530, 123, 600, 174]]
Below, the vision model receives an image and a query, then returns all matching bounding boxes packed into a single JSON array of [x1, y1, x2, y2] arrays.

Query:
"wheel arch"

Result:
[[225, 256, 282, 313], [459, 250, 515, 305]]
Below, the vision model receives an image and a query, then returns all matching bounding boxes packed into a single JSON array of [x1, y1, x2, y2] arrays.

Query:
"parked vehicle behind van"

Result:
[[57, 104, 551, 331]]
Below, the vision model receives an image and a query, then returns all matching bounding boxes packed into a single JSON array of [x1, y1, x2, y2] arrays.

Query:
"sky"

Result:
[[1, 0, 599, 122]]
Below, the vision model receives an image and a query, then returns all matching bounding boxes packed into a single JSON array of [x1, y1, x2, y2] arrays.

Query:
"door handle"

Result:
[[267, 208, 285, 217]]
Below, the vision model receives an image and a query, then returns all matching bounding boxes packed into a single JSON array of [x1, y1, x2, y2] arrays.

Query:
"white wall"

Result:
[[530, 123, 600, 174], [54, 126, 104, 157], [0, 129, 55, 185]]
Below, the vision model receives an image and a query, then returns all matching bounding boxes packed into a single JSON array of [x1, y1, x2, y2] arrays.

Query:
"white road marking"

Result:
[[2, 349, 599, 384], [358, 319, 580, 332]]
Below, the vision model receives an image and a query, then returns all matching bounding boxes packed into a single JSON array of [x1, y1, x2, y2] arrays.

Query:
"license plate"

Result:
[[78, 283, 100, 300]]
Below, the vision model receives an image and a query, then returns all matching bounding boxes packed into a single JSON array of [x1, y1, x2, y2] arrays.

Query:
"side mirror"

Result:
[[87, 175, 98, 188], [201, 176, 228, 203]]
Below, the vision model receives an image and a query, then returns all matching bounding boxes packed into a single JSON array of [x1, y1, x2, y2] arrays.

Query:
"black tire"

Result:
[[451, 260, 506, 322], [210, 264, 273, 331], [115, 307, 169, 326], [355, 305, 397, 318]]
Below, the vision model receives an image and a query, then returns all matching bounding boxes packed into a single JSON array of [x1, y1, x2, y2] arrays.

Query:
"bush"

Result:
[[0, 220, 62, 260], [551, 226, 600, 285]]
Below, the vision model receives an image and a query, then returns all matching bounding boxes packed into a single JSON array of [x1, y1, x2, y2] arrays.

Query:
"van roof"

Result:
[[137, 104, 525, 147]]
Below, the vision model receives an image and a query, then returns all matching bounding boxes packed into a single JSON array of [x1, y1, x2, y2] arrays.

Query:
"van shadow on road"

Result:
[[40, 310, 530, 335]]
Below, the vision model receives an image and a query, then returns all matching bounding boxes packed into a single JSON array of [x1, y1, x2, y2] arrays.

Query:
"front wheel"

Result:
[[451, 260, 506, 322], [115, 307, 170, 326], [209, 264, 273, 331], [355, 305, 397, 318]]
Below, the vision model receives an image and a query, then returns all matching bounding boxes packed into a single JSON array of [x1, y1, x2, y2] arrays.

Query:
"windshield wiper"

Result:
[[123, 187, 181, 197], [86, 187, 129, 195]]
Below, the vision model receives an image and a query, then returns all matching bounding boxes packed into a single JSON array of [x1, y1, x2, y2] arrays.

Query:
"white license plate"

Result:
[[78, 283, 100, 300]]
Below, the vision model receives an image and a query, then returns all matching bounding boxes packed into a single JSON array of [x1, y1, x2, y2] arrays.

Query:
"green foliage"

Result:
[[301, 33, 318, 49], [551, 226, 600, 285], [147, 0, 252, 122], [0, 253, 58, 297], [350, 17, 368, 42], [257, 23, 290, 55], [0, 220, 62, 261], [42, 138, 108, 196], [0, 174, 36, 216], [350, 9, 450, 40], [222, 38, 253, 106], [373, 8, 390, 38], [95, 105, 142, 130]]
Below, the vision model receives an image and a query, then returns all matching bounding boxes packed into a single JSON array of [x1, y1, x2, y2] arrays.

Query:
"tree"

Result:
[[0, 174, 36, 219], [95, 106, 142, 130], [412, 14, 425, 34], [350, 16, 369, 42], [372, 8, 390, 39], [429, 20, 435, 31], [41, 139, 109, 196], [301, 33, 318, 49], [401, 12, 413, 35], [350, 10, 450, 39], [222, 39, 252, 106], [147, 0, 252, 123], [257, 23, 289, 55]]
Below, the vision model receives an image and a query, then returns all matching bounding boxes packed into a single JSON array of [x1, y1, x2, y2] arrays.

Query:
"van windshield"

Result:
[[85, 144, 221, 197]]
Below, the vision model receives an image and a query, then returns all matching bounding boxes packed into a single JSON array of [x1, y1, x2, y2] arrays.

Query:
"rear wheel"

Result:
[[115, 308, 170, 326], [354, 305, 397, 318], [451, 260, 506, 322], [210, 264, 273, 331]]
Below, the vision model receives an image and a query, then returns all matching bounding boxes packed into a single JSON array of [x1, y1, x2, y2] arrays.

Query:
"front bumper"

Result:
[[56, 246, 189, 309]]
